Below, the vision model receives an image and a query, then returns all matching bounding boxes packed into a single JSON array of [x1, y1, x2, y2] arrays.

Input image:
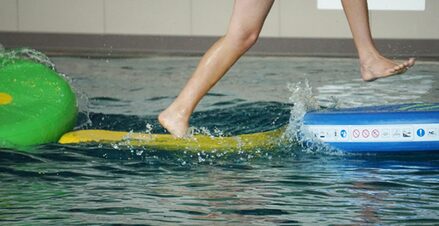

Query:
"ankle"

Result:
[[162, 104, 190, 121], [360, 52, 384, 66], [358, 46, 380, 60]]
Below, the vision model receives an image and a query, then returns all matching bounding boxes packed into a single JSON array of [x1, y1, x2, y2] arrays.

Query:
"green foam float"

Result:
[[0, 56, 77, 149]]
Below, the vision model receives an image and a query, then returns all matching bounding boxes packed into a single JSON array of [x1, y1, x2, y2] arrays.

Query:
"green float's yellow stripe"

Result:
[[59, 127, 286, 153], [0, 92, 12, 105]]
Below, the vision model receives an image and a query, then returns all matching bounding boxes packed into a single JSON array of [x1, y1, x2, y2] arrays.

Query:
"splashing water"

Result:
[[0, 48, 55, 70], [121, 122, 155, 144], [285, 80, 344, 155], [187, 126, 227, 138], [77, 79, 341, 163]]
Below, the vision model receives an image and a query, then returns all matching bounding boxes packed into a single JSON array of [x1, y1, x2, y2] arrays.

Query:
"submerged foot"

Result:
[[158, 108, 189, 138], [360, 54, 415, 82]]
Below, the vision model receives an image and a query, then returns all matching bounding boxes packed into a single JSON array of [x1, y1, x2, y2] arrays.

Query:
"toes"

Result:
[[397, 65, 408, 74], [399, 63, 406, 70], [407, 57, 416, 67], [388, 64, 407, 75], [394, 64, 404, 72], [402, 58, 416, 68], [392, 58, 415, 74]]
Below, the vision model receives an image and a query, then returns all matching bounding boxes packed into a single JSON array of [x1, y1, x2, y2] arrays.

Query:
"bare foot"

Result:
[[360, 54, 415, 82], [158, 108, 189, 138]]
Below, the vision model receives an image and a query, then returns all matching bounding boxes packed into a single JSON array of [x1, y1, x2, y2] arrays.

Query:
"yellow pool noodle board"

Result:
[[59, 127, 286, 153]]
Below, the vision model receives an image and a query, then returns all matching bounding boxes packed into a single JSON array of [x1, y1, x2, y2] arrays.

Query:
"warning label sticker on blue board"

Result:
[[304, 124, 439, 142]]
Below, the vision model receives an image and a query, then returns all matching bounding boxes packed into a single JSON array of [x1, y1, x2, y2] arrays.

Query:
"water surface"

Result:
[[1, 55, 438, 225]]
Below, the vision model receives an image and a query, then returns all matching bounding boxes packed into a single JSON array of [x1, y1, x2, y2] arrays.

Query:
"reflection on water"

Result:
[[1, 55, 439, 225]]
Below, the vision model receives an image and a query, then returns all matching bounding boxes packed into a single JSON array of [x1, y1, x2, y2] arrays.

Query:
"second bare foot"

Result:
[[360, 54, 415, 82]]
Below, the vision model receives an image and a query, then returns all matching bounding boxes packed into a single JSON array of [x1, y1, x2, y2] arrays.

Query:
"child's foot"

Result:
[[360, 54, 415, 82], [158, 108, 189, 138]]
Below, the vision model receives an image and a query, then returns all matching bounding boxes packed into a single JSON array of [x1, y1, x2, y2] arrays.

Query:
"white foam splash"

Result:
[[285, 80, 344, 155], [187, 126, 226, 138], [144, 123, 154, 134], [73, 88, 92, 129], [0, 48, 55, 70]]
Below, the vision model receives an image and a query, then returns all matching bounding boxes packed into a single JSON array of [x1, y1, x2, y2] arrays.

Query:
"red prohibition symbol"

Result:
[[353, 129, 360, 138], [362, 129, 370, 138], [372, 129, 380, 138]]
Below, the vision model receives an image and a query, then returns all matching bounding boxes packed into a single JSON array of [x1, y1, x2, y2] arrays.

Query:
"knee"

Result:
[[226, 28, 260, 52]]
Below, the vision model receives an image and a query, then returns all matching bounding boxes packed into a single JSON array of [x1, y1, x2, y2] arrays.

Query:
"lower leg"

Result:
[[158, 37, 250, 137], [159, 0, 274, 137], [341, 0, 415, 81]]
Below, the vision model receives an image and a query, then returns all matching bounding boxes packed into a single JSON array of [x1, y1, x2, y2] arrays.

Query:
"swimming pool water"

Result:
[[1, 55, 439, 225]]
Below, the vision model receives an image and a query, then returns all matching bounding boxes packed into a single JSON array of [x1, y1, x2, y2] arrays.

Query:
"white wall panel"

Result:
[[0, 0, 434, 39], [18, 0, 104, 33], [191, 0, 280, 37], [105, 0, 191, 35], [191, 0, 232, 36], [0, 0, 18, 31]]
